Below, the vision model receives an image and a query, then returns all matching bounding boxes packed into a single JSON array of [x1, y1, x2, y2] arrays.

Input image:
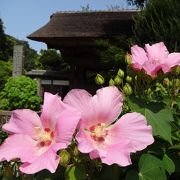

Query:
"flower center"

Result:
[[35, 127, 54, 147], [89, 123, 108, 142]]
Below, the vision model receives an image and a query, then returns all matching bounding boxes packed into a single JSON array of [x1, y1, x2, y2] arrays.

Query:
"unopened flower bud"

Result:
[[173, 79, 180, 88], [172, 66, 180, 75], [114, 75, 122, 85], [123, 83, 133, 95], [109, 78, 115, 86], [169, 81, 173, 87], [163, 78, 170, 86], [59, 150, 71, 167], [125, 53, 132, 65], [117, 69, 124, 78], [95, 74, 105, 85], [126, 76, 132, 83], [73, 145, 79, 157]]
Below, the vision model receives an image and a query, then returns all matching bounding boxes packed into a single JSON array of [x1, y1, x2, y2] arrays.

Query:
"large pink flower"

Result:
[[64, 86, 154, 166], [131, 42, 180, 77], [0, 92, 80, 174]]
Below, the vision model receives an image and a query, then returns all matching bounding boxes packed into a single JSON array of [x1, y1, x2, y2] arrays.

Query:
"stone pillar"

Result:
[[36, 78, 43, 97], [12, 45, 24, 76]]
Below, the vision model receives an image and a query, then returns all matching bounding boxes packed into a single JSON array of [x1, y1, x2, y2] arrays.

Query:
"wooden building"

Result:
[[27, 11, 137, 95]]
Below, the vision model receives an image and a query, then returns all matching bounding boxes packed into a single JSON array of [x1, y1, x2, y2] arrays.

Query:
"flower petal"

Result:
[[89, 150, 100, 159], [145, 42, 169, 62], [63, 89, 93, 125], [0, 134, 37, 163], [54, 106, 80, 146], [3, 109, 42, 138], [110, 112, 154, 152], [131, 45, 148, 68], [76, 129, 94, 153], [101, 142, 132, 167], [91, 86, 123, 125], [40, 92, 66, 129], [162, 53, 180, 72], [142, 61, 161, 77], [19, 148, 59, 174], [64, 87, 123, 127]]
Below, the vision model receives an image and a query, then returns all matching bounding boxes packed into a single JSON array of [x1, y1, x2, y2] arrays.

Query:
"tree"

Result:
[[0, 18, 12, 61], [0, 18, 39, 71], [0, 60, 12, 90], [133, 0, 180, 51], [127, 0, 148, 7], [36, 49, 70, 72]]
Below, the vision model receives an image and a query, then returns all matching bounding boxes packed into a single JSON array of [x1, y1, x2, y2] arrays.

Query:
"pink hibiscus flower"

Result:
[[131, 42, 180, 77], [0, 92, 80, 174], [64, 86, 154, 166]]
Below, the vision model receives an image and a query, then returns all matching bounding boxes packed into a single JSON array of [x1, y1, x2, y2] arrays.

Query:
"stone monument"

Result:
[[12, 45, 24, 76]]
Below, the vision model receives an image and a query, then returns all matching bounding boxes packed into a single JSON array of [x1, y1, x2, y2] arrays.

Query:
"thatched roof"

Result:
[[27, 11, 137, 45]]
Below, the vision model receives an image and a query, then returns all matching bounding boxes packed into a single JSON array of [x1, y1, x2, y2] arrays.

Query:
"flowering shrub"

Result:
[[131, 42, 180, 77], [0, 42, 179, 179]]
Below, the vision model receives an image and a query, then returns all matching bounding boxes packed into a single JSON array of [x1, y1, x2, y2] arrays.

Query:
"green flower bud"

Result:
[[163, 78, 170, 86], [172, 66, 180, 75], [73, 145, 79, 157], [125, 53, 132, 65], [123, 83, 133, 96], [117, 69, 124, 78], [169, 81, 173, 87], [95, 74, 105, 85], [59, 150, 71, 167], [125, 76, 132, 83], [114, 75, 122, 85], [173, 79, 180, 88], [109, 78, 115, 86]]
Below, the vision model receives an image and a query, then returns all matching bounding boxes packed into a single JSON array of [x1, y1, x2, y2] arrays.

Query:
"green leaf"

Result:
[[144, 109, 172, 144], [65, 164, 86, 180], [94, 164, 121, 180], [139, 154, 166, 180], [162, 154, 175, 174], [169, 144, 180, 150], [127, 96, 173, 144], [125, 170, 139, 180]]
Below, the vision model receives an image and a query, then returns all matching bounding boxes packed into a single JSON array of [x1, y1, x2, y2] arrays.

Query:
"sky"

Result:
[[0, 0, 135, 52]]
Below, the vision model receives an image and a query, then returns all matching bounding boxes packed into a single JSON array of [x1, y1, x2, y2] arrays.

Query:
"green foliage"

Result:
[[138, 154, 166, 180], [65, 164, 86, 180], [0, 19, 13, 61], [18, 40, 39, 71], [133, 0, 180, 51], [36, 49, 70, 72], [0, 76, 42, 111], [128, 97, 174, 143], [0, 60, 12, 90], [127, 0, 147, 7], [0, 18, 38, 71], [0, 129, 7, 145], [95, 36, 132, 69], [162, 154, 175, 175]]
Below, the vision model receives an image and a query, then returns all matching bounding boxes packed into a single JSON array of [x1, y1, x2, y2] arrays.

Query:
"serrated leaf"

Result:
[[65, 164, 86, 180], [162, 154, 175, 174], [139, 154, 166, 180]]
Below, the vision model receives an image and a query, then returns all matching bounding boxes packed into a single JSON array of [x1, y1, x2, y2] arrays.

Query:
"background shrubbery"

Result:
[[0, 76, 42, 111], [133, 0, 180, 51]]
